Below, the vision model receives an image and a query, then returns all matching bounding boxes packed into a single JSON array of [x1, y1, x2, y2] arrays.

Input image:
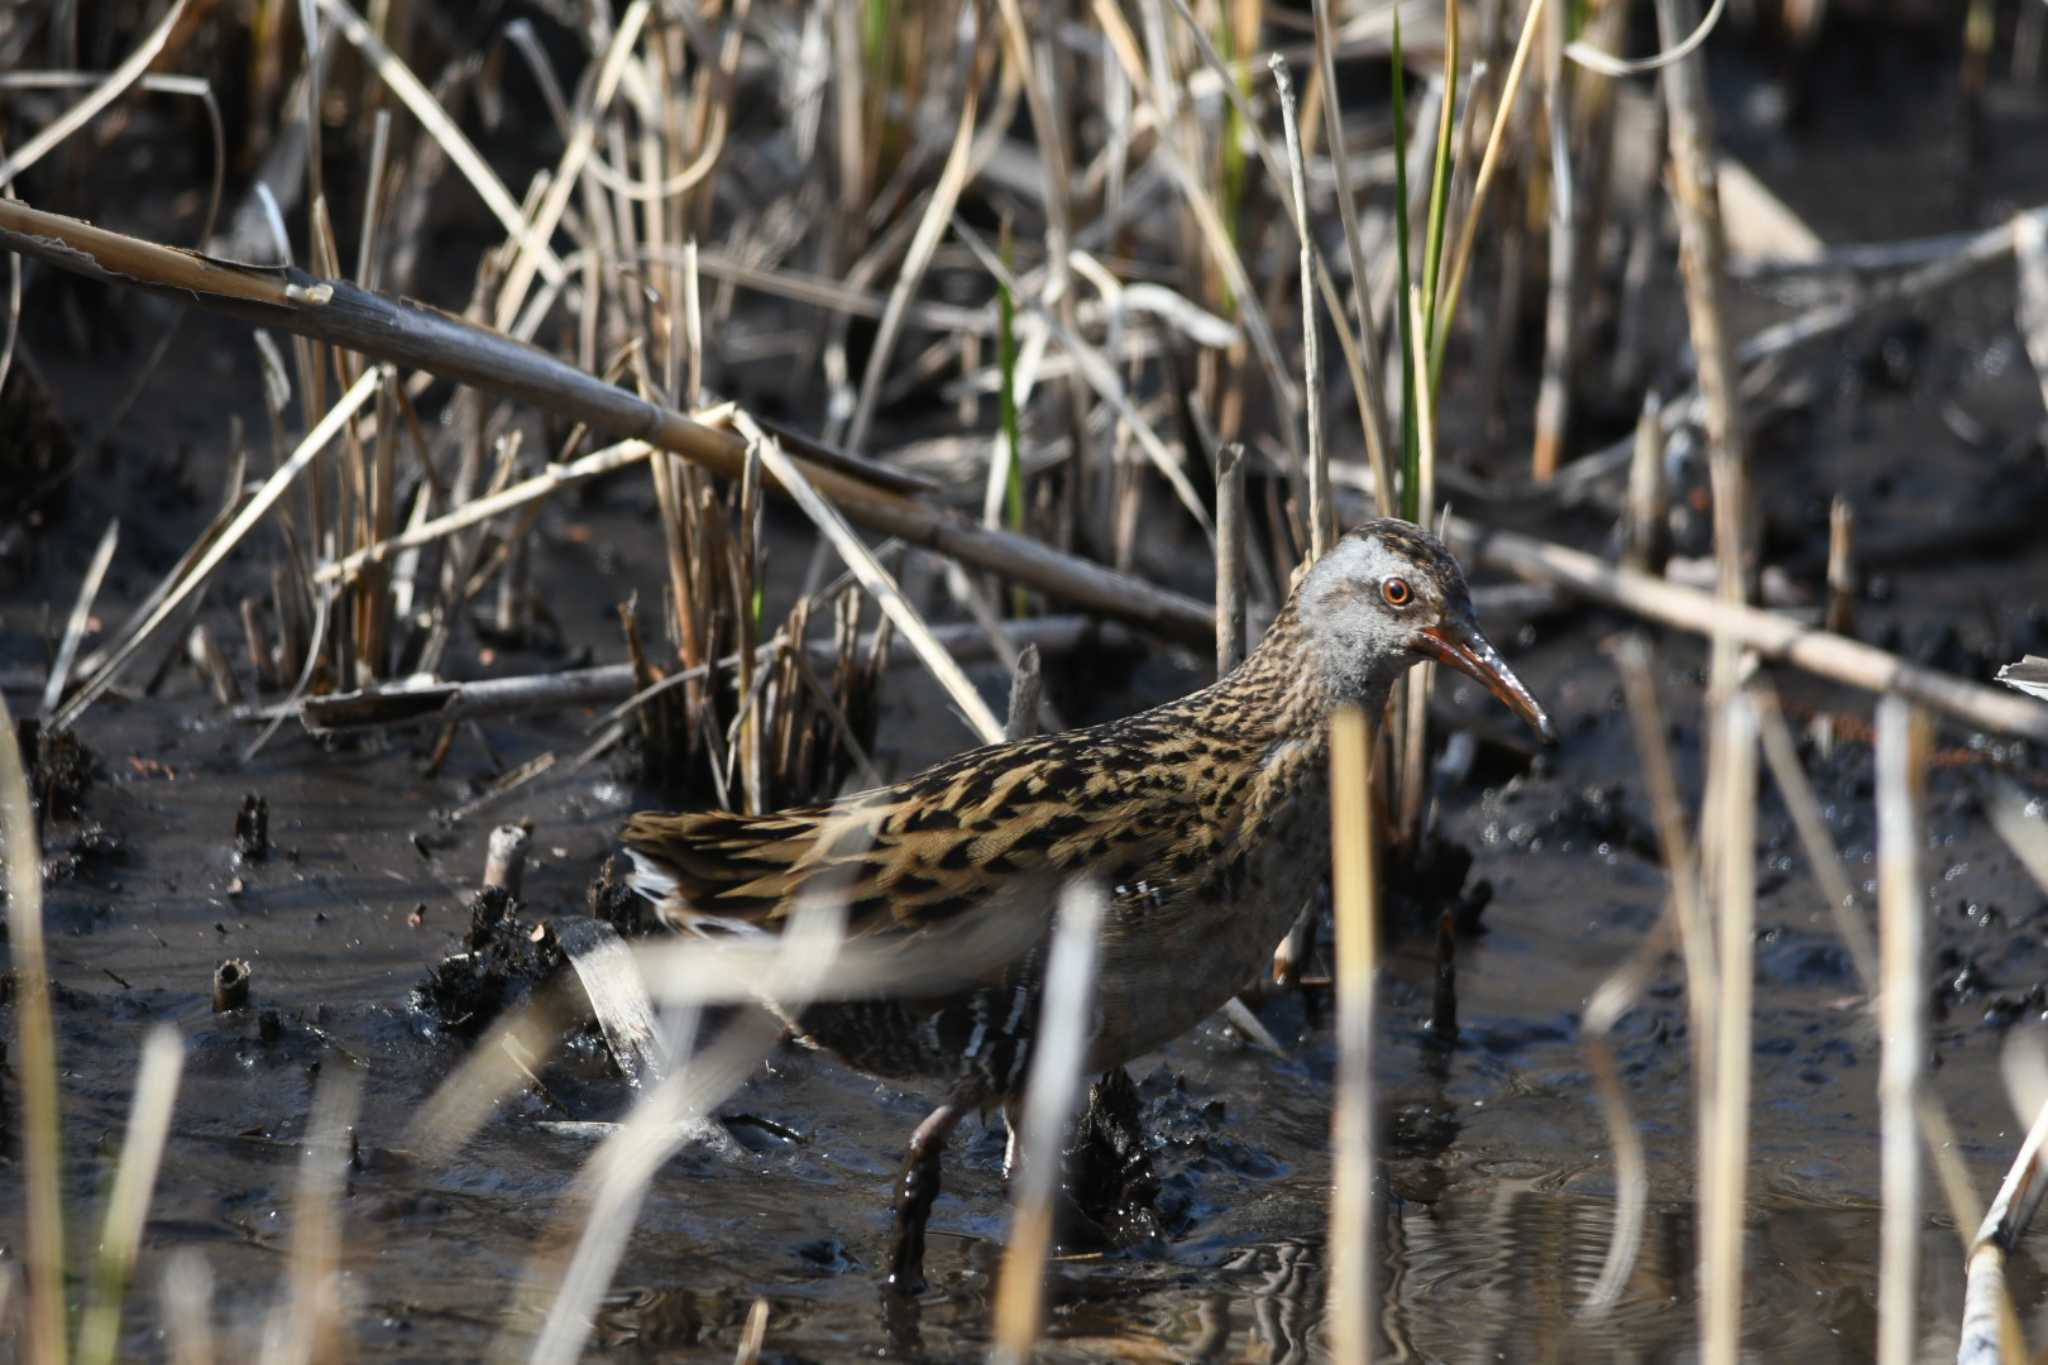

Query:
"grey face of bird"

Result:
[[1297, 521, 1556, 743]]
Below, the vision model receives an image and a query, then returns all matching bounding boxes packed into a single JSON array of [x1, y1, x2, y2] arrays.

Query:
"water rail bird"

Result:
[[622, 517, 1554, 1291]]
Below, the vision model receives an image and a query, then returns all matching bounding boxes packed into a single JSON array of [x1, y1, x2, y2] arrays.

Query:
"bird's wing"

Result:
[[621, 718, 1213, 940]]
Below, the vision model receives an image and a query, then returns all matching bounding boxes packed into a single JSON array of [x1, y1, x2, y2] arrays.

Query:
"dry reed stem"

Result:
[[78, 1025, 186, 1365], [1327, 703, 1378, 1364], [1306, 0, 1395, 503], [1959, 1063, 2048, 1364], [1655, 0, 1753, 627], [1531, 0, 1574, 482], [1443, 516, 2048, 742], [159, 1249, 215, 1365], [0, 695, 63, 1365], [1215, 442, 1248, 673], [1701, 690, 1756, 1365], [1875, 696, 1929, 1365], [0, 198, 1215, 643], [1433, 0, 1547, 368], [1148, 0, 1391, 505], [1273, 54, 1329, 560], [991, 881, 1108, 1363]]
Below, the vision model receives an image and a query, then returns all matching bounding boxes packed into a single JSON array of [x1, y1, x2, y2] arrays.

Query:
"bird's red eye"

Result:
[[1381, 576, 1412, 607]]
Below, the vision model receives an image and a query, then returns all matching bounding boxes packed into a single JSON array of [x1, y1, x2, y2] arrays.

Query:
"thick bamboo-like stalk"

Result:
[[1326, 704, 1379, 1364], [0, 197, 1215, 646]]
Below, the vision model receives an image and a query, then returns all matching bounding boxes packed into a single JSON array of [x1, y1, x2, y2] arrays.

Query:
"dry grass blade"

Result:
[[78, 1024, 186, 1365], [401, 1001, 567, 1167], [263, 1065, 364, 1364], [315, 431, 678, 586], [846, 69, 982, 455], [522, 1007, 782, 1365], [40, 518, 118, 718], [0, 693, 64, 1365], [735, 412, 1005, 744], [315, 0, 563, 284], [52, 368, 380, 729], [1326, 703, 1378, 1364], [1874, 696, 1927, 1365], [991, 881, 1108, 1364], [0, 0, 190, 190]]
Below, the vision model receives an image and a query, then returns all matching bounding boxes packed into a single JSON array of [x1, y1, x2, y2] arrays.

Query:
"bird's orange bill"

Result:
[[1414, 621, 1556, 744]]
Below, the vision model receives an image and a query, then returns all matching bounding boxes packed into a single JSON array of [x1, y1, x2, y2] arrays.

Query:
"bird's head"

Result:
[[1295, 519, 1555, 743]]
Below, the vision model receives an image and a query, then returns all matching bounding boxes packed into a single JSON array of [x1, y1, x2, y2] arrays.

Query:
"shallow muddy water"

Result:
[[6, 9, 2048, 1363]]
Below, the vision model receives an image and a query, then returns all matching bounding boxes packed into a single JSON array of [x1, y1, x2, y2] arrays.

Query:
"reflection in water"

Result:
[[1021, 1181, 2005, 1363]]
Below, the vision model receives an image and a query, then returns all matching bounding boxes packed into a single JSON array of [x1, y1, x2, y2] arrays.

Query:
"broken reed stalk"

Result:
[[1653, 0, 1755, 633], [1326, 704, 1378, 1365], [0, 695, 64, 1365], [1272, 55, 1329, 560], [1441, 517, 2048, 743], [1874, 696, 1927, 1365], [0, 199, 1214, 646], [1701, 689, 1756, 1365], [991, 881, 1108, 1364], [1959, 1081, 2048, 1364], [77, 1025, 185, 1365]]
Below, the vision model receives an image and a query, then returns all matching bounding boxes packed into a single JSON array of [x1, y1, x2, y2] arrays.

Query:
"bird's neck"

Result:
[[1191, 599, 1398, 751]]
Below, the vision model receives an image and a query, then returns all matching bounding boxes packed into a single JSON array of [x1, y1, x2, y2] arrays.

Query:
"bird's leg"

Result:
[[887, 1102, 962, 1294], [1270, 899, 1316, 986]]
